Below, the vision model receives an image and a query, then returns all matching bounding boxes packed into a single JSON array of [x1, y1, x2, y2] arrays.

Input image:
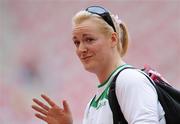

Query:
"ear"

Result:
[[110, 32, 118, 48]]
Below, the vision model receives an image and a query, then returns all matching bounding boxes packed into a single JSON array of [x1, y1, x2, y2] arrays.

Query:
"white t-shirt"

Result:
[[83, 64, 166, 124]]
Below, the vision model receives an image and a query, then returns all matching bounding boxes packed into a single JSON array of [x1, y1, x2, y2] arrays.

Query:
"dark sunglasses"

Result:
[[85, 6, 116, 32]]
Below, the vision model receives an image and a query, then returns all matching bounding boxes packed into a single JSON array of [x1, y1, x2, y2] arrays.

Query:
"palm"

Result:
[[47, 106, 71, 124]]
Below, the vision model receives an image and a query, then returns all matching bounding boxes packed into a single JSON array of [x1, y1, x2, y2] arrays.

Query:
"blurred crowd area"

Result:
[[0, 0, 179, 124]]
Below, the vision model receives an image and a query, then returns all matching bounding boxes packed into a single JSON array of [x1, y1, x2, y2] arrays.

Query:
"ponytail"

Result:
[[111, 14, 129, 57], [119, 23, 129, 57]]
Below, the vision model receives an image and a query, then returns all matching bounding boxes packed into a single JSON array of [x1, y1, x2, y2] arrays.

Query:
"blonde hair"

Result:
[[72, 10, 129, 57]]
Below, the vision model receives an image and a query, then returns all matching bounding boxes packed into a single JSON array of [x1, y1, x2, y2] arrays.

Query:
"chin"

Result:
[[83, 64, 96, 73]]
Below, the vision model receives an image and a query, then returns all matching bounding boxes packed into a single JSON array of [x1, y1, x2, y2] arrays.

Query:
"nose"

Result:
[[78, 42, 88, 53]]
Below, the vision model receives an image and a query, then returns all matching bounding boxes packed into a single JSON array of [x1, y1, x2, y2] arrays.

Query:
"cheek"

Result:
[[95, 43, 108, 53], [75, 49, 78, 54], [76, 49, 80, 57], [96, 45, 111, 60]]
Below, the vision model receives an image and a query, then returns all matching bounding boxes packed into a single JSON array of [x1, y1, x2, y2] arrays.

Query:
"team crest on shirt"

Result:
[[96, 100, 107, 109]]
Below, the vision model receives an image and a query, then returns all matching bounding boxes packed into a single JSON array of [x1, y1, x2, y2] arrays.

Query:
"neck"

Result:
[[96, 59, 125, 84]]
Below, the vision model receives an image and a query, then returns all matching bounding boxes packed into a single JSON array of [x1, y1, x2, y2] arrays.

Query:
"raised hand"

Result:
[[32, 94, 73, 124]]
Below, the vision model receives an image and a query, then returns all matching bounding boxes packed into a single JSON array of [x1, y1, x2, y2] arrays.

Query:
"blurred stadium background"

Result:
[[0, 0, 179, 124]]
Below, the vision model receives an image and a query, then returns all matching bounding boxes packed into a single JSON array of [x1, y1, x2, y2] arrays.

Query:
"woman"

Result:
[[32, 6, 166, 124]]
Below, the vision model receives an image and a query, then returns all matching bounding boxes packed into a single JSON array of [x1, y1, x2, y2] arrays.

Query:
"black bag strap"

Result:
[[108, 67, 154, 124], [108, 66, 166, 124], [108, 66, 133, 124]]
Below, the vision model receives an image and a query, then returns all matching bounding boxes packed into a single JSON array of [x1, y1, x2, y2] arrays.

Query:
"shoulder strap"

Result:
[[108, 66, 134, 124], [108, 66, 159, 124]]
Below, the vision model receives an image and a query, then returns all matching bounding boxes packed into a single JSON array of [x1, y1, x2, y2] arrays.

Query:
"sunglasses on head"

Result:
[[85, 6, 116, 32]]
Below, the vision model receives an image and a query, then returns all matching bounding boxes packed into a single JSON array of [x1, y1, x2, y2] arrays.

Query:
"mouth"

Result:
[[81, 56, 92, 61]]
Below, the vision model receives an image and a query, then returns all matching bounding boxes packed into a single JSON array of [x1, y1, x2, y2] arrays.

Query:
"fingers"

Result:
[[35, 113, 48, 122], [32, 94, 60, 123], [41, 94, 56, 107], [33, 98, 49, 111], [32, 105, 48, 116], [63, 100, 71, 113]]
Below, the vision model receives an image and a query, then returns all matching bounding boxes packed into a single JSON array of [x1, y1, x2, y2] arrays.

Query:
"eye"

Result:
[[73, 40, 80, 47], [84, 37, 95, 43]]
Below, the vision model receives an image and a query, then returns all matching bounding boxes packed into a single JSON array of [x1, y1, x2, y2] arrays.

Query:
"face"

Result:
[[72, 19, 114, 73]]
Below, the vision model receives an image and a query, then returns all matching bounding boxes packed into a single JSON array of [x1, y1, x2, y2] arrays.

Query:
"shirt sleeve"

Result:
[[115, 69, 159, 124]]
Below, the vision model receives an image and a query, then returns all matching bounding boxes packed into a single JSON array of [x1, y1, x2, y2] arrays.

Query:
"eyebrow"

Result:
[[72, 34, 91, 40], [82, 34, 89, 37]]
